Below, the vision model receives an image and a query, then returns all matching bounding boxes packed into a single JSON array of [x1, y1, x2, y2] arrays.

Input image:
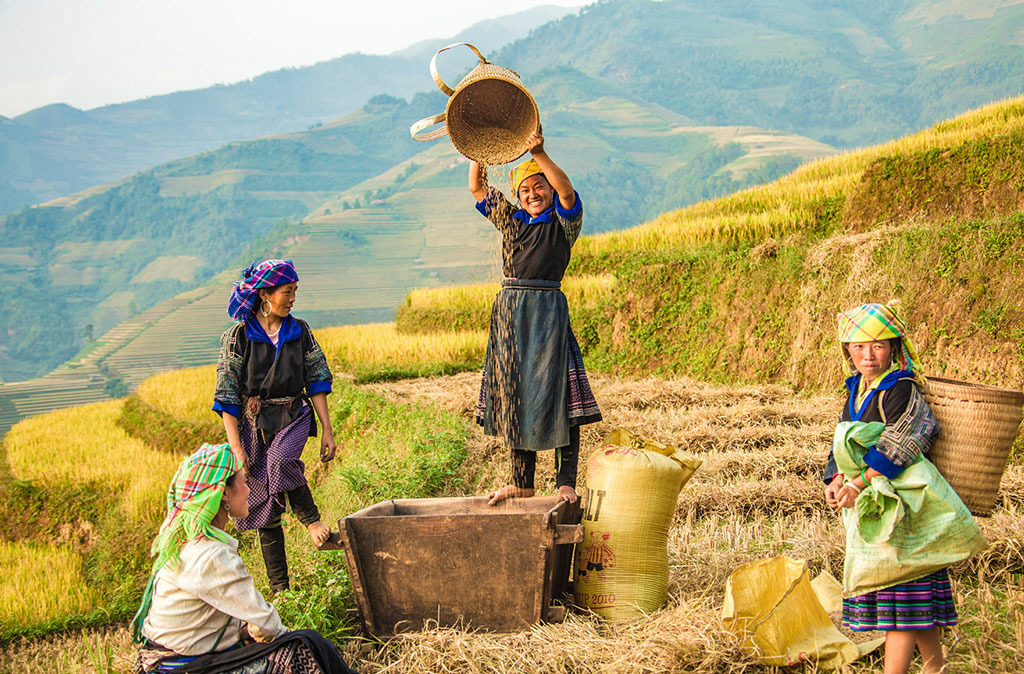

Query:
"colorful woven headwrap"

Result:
[[226, 259, 299, 321], [509, 158, 544, 195], [836, 300, 924, 378], [131, 443, 240, 642]]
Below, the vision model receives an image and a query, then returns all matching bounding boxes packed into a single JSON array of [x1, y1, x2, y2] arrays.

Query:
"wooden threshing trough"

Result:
[[320, 495, 582, 635]]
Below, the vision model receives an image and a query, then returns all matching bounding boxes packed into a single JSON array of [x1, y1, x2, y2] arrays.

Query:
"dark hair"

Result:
[[225, 471, 239, 488]]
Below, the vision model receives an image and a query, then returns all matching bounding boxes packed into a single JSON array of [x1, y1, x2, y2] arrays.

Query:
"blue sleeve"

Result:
[[554, 190, 582, 219], [864, 447, 904, 478], [212, 400, 242, 419], [307, 380, 332, 395]]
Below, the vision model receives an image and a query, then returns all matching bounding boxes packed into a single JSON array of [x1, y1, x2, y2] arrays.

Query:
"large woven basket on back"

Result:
[[410, 42, 539, 166], [923, 377, 1024, 516]]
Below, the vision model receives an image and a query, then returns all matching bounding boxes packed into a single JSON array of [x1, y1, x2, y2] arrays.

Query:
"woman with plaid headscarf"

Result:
[[132, 443, 355, 673], [468, 127, 602, 506], [213, 259, 335, 591], [823, 301, 953, 674]]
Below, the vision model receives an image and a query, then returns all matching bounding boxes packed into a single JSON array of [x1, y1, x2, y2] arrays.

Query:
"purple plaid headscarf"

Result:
[[227, 259, 299, 321]]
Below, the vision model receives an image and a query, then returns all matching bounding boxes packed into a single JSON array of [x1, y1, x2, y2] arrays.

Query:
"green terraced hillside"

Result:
[[2, 75, 833, 384]]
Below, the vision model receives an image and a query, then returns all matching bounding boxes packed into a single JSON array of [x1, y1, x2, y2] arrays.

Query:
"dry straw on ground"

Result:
[[364, 372, 1024, 673], [5, 373, 1022, 672]]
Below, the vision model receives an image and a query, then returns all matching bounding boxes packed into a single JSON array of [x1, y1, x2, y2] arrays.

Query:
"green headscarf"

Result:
[[131, 443, 240, 642]]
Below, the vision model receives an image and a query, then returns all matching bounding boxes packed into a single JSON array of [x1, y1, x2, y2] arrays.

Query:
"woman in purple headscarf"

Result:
[[213, 259, 335, 592]]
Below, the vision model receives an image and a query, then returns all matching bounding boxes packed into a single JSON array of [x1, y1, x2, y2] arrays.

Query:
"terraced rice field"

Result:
[[0, 187, 497, 436], [0, 289, 215, 436], [101, 283, 231, 389]]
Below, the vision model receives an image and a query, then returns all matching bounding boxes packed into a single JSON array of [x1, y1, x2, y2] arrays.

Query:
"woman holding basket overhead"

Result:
[[823, 300, 986, 674], [213, 258, 335, 592], [469, 128, 602, 506]]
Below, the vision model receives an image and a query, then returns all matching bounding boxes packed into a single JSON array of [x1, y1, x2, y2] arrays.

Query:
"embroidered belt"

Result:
[[501, 278, 561, 290], [243, 395, 300, 426]]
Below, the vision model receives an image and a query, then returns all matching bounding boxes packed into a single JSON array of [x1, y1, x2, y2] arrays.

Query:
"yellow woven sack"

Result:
[[722, 557, 884, 669], [574, 428, 702, 620]]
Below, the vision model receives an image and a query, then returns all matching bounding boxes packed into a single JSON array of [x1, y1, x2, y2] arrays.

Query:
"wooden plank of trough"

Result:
[[346, 512, 547, 634], [554, 524, 584, 544]]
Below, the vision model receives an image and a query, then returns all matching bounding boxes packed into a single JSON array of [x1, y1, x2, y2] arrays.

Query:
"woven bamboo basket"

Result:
[[410, 42, 539, 165], [923, 377, 1024, 516]]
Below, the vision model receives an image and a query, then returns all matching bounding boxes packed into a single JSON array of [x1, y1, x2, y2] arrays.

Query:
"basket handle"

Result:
[[429, 42, 488, 97], [409, 112, 448, 141]]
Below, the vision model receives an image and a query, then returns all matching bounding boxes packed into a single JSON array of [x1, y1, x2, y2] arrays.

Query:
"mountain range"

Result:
[[3, 0, 1024, 386]]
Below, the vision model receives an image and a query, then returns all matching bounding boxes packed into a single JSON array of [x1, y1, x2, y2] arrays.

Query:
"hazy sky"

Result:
[[0, 0, 590, 118]]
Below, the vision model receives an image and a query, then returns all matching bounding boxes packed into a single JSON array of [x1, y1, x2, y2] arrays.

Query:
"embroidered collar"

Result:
[[845, 368, 912, 421], [244, 314, 301, 346]]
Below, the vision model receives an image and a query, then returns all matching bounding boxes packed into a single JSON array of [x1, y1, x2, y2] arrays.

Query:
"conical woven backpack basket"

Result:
[[410, 43, 539, 165], [923, 377, 1024, 516]]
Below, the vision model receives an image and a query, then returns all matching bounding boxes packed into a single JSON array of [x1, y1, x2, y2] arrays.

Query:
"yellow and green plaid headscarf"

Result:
[[131, 443, 240, 642], [836, 300, 924, 379], [509, 158, 543, 195]]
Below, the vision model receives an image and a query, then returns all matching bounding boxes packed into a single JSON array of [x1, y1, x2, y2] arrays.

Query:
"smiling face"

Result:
[[517, 174, 554, 217], [845, 339, 894, 382], [260, 282, 297, 318]]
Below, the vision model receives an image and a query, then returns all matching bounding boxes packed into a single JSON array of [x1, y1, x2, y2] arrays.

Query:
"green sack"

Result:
[[832, 421, 988, 597]]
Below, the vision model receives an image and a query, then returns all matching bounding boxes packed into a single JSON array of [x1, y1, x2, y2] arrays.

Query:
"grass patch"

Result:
[[317, 323, 486, 383], [396, 274, 616, 335], [134, 365, 217, 426], [0, 542, 105, 630]]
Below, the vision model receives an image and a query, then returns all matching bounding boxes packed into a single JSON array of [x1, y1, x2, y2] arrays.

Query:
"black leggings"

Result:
[[510, 425, 580, 490], [258, 484, 321, 591]]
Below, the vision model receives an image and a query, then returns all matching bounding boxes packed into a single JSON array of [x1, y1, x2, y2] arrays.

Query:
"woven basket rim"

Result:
[[444, 66, 539, 166], [925, 376, 1024, 404]]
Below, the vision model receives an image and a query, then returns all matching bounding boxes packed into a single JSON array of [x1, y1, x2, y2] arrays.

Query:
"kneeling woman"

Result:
[[132, 443, 356, 673]]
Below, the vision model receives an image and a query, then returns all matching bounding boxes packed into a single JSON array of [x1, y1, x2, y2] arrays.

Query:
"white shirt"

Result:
[[142, 534, 287, 655]]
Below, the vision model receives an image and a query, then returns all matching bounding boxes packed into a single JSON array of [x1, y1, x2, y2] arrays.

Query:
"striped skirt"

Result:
[[842, 569, 957, 631]]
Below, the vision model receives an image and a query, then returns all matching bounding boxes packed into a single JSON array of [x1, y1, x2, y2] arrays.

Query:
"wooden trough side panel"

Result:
[[339, 516, 378, 636], [346, 513, 548, 634]]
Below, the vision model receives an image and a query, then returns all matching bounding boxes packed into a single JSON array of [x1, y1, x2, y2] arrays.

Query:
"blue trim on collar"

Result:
[[245, 314, 301, 358], [511, 190, 582, 226], [474, 188, 583, 227], [845, 369, 912, 421]]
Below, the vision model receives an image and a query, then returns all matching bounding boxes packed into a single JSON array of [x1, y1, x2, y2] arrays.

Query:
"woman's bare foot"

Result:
[[307, 521, 330, 546], [557, 485, 578, 504], [487, 485, 534, 506]]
